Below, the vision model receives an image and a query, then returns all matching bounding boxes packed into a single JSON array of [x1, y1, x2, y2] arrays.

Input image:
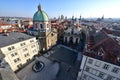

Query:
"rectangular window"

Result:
[[17, 58, 20, 61], [23, 48, 27, 52], [26, 58, 31, 62], [20, 43, 26, 46], [8, 47, 11, 51], [88, 58, 93, 64], [8, 46, 15, 51], [91, 69, 97, 75], [15, 52, 18, 55], [24, 53, 29, 57], [33, 49, 37, 53], [103, 64, 110, 70], [95, 60, 101, 67], [85, 66, 90, 72], [98, 72, 105, 79], [14, 59, 17, 63], [17, 64, 22, 69], [112, 67, 119, 73], [106, 75, 114, 80], [11, 54, 14, 57], [31, 45, 35, 48], [30, 40, 34, 43], [11, 46, 15, 49]]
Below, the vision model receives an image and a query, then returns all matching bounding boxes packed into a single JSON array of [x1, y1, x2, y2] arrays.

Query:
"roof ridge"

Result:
[[90, 38, 109, 50]]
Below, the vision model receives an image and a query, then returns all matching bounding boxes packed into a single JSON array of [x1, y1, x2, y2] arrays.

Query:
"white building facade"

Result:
[[77, 55, 120, 80], [0, 32, 39, 71]]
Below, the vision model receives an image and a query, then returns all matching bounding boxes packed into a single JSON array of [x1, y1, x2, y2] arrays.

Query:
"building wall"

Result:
[[77, 55, 120, 80], [0, 38, 39, 71]]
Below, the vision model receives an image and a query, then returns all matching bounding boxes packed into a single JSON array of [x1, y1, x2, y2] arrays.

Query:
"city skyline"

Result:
[[1, 0, 120, 18]]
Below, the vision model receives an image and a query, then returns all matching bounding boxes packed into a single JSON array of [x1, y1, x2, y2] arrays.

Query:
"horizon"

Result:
[[1, 0, 120, 18]]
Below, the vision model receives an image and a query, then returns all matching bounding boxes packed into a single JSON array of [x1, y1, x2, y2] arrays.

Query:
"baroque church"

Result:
[[27, 4, 57, 51]]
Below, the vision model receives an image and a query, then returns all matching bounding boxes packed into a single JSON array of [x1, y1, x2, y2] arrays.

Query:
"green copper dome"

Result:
[[33, 4, 49, 22]]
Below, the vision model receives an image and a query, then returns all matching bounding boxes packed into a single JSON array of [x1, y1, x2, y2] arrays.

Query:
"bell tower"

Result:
[[33, 4, 51, 51]]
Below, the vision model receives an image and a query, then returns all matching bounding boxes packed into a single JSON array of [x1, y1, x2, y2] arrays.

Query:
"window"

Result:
[[40, 24, 43, 29], [88, 58, 93, 64], [85, 66, 90, 72], [24, 53, 29, 57], [30, 40, 34, 43], [14, 58, 20, 63], [23, 48, 27, 52], [26, 58, 31, 62], [20, 42, 26, 46], [14, 59, 17, 63], [17, 58, 20, 61], [17, 64, 22, 68], [95, 60, 101, 67], [15, 52, 17, 55], [103, 64, 110, 70], [91, 69, 97, 75], [82, 74, 87, 79], [31, 45, 35, 48], [11, 46, 15, 49], [11, 54, 14, 57], [47, 24, 49, 28], [112, 67, 119, 73], [8, 47, 11, 51], [106, 75, 114, 80], [8, 46, 15, 51], [33, 49, 37, 53], [98, 72, 105, 79], [11, 52, 17, 57]]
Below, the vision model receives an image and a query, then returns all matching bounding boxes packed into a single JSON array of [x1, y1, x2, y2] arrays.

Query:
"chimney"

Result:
[[88, 35, 95, 49]]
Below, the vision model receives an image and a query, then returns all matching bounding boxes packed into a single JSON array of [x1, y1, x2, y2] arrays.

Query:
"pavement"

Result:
[[16, 56, 59, 80], [16, 45, 82, 80], [48, 45, 79, 80]]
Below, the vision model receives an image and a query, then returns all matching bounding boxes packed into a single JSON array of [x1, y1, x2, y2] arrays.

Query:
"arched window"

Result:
[[76, 38, 79, 44], [47, 24, 49, 28], [70, 37, 73, 44], [40, 24, 43, 29]]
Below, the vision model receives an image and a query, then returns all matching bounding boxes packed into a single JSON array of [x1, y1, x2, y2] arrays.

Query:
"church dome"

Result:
[[33, 4, 49, 22]]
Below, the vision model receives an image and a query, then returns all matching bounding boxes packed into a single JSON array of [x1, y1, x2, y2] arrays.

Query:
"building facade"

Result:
[[0, 32, 39, 71], [77, 29, 120, 80], [77, 55, 120, 80]]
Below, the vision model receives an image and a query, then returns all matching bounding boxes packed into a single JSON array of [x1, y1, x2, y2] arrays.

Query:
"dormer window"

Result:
[[98, 52, 103, 56], [117, 57, 120, 62]]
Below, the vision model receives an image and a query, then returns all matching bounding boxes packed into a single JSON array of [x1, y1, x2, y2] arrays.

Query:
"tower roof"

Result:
[[33, 4, 49, 22]]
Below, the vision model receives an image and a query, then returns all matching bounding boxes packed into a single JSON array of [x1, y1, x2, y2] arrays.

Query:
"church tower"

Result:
[[33, 4, 57, 51]]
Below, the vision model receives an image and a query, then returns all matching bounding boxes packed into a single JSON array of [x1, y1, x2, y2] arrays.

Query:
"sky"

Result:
[[0, 0, 120, 18]]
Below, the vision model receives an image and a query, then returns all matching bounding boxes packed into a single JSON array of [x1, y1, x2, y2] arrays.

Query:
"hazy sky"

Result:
[[0, 0, 120, 18]]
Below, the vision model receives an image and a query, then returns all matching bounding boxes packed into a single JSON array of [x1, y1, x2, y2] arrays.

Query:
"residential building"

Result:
[[0, 32, 39, 71]]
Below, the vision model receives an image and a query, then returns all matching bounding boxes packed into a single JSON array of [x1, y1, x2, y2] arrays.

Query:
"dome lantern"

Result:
[[38, 4, 42, 11]]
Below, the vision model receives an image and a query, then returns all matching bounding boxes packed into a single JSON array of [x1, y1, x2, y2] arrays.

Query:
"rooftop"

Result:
[[0, 32, 34, 48]]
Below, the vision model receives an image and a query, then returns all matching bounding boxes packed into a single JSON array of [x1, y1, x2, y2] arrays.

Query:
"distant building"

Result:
[[27, 4, 57, 51], [63, 24, 82, 44], [0, 32, 39, 71]]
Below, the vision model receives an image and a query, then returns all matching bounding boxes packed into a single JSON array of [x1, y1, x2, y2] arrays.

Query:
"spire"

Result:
[[38, 4, 42, 11]]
